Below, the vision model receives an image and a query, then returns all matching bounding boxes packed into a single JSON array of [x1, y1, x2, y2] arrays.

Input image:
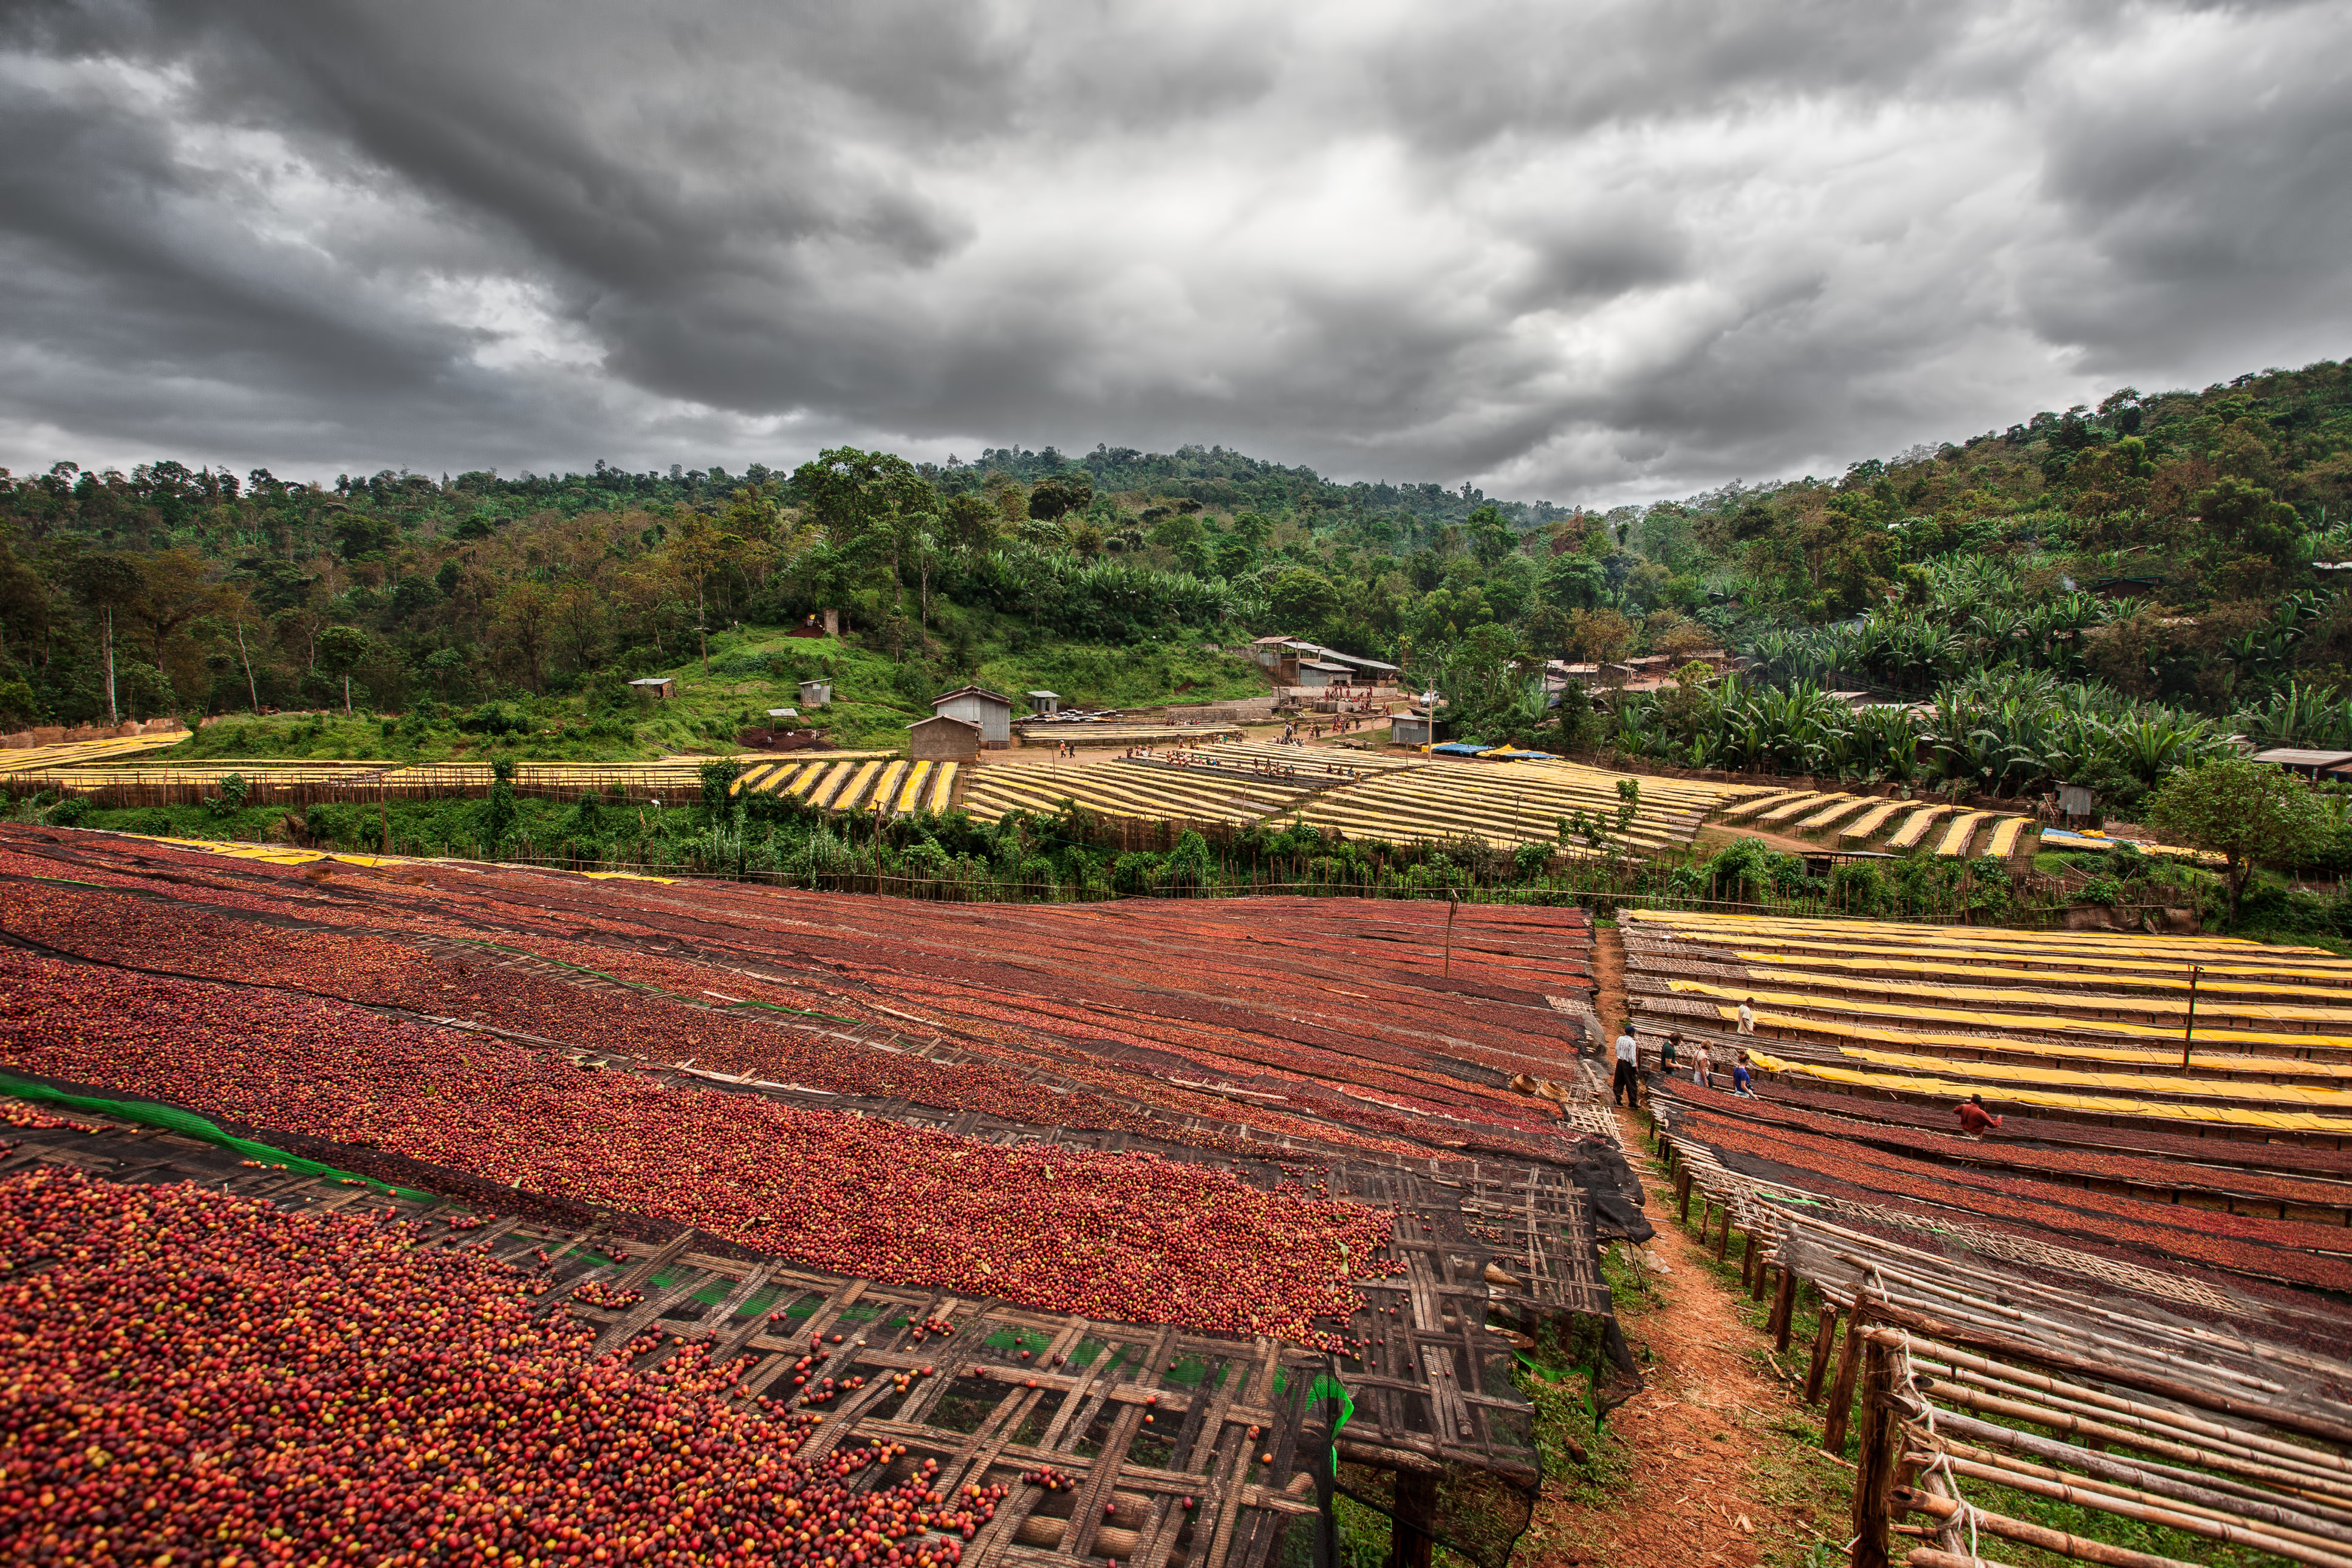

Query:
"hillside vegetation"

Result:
[[0, 361, 2347, 803]]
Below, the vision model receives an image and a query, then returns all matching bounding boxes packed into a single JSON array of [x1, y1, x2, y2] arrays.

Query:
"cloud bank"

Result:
[[2, 0, 2348, 506]]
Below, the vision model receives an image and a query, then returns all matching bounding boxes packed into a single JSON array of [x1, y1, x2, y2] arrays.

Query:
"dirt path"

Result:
[[1593, 925, 1628, 1039], [1518, 927, 1832, 1566]]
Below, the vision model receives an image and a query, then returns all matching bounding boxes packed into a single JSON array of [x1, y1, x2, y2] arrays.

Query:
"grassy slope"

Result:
[[147, 624, 1271, 762]]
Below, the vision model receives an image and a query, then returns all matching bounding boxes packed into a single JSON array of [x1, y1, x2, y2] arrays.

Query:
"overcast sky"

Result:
[[2, 1, 2348, 509]]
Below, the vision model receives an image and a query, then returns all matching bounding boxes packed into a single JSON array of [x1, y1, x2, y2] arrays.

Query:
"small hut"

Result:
[[906, 714, 983, 763], [931, 685, 1014, 748]]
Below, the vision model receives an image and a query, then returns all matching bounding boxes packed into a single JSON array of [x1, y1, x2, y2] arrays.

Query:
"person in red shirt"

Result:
[[1955, 1094, 2003, 1136]]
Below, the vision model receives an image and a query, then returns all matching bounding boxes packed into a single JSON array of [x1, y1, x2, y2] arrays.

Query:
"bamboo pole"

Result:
[[1804, 1306, 1841, 1403], [1823, 1300, 1872, 1455], [1928, 1436, 2352, 1555], [1900, 1478, 2352, 1568], [1921, 1380, 2352, 1503], [1856, 1296, 2352, 1448], [1896, 1488, 2201, 1568], [1901, 1547, 2024, 1568], [1851, 1338, 1899, 1568], [1925, 1400, 2352, 1522], [2182, 962, 2201, 1071], [1920, 1359, 2352, 1506]]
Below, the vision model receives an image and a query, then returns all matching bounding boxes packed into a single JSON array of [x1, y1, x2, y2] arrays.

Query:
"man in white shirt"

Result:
[[1737, 997, 1757, 1035], [1612, 1025, 1639, 1108]]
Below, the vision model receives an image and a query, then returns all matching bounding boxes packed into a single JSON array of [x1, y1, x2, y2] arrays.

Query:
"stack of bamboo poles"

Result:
[[1647, 1111, 2352, 1568]]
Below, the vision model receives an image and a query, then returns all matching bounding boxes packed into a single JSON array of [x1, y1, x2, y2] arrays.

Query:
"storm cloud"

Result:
[[2, 0, 2347, 504]]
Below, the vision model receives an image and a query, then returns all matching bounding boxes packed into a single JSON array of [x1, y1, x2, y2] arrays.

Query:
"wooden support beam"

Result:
[[1388, 1470, 1437, 1568], [1823, 1303, 1871, 1456], [1770, 1267, 1799, 1352], [1805, 1305, 1840, 1403], [1896, 1487, 2214, 1568], [1851, 1340, 1899, 1568]]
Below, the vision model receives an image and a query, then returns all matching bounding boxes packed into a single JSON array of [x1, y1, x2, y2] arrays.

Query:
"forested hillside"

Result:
[[2, 360, 2348, 799]]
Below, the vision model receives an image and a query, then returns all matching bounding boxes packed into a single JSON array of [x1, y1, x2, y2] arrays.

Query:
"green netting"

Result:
[[0, 1071, 429, 1200]]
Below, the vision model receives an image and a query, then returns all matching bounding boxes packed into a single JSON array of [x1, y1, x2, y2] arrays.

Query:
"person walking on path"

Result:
[[1612, 1024, 1640, 1108], [1692, 1043, 1714, 1091], [1660, 1033, 1681, 1078], [1736, 997, 1757, 1035], [1731, 1050, 1756, 1098], [1955, 1093, 2004, 1137]]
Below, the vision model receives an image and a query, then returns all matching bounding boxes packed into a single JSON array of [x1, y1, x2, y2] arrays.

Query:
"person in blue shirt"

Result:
[[1731, 1050, 1756, 1098]]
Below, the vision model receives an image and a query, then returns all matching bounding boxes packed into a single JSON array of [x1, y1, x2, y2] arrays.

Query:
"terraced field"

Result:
[[1715, 787, 2042, 860], [963, 748, 1754, 854]]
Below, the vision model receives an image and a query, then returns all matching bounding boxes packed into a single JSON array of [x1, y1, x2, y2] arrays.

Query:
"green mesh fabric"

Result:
[[0, 1071, 426, 1199]]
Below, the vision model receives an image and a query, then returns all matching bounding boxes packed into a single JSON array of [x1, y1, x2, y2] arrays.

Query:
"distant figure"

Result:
[[1692, 1045, 1714, 1091], [1955, 1094, 2004, 1137], [1731, 1051, 1755, 1098], [1736, 997, 1757, 1035], [1612, 1026, 1639, 1108], [1660, 1032, 1681, 1076]]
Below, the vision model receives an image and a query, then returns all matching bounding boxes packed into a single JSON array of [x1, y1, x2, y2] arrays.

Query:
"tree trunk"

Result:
[[697, 579, 709, 675], [234, 619, 259, 713], [343, 672, 352, 717], [101, 607, 117, 726]]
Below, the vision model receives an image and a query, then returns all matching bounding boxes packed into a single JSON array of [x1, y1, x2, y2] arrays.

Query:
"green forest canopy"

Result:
[[5, 360, 2352, 803]]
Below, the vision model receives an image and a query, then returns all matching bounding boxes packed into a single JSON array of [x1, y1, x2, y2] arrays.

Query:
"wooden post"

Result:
[[1677, 1172, 1693, 1222], [1752, 1252, 1774, 1304], [1389, 1471, 1437, 1568], [1714, 1209, 1732, 1263], [1850, 1338, 1899, 1568], [1770, 1267, 1800, 1351], [2181, 963, 2201, 1071], [1804, 1306, 1840, 1402], [1441, 891, 1457, 978], [379, 775, 390, 856], [1822, 1301, 1872, 1454]]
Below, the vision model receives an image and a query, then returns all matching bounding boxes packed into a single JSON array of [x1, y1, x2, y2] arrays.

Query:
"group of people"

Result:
[[1612, 1028, 1753, 1106], [1604, 994, 2012, 1140]]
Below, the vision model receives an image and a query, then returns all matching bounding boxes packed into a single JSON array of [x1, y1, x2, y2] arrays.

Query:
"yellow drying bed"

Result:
[[1726, 952, 2352, 1006], [111, 833, 678, 882], [1676, 984, 2352, 1053], [1836, 801, 1907, 843], [1811, 1042, 2352, 1106], [1191, 741, 1425, 775], [1677, 967, 2352, 1027], [1293, 759, 1721, 853], [734, 757, 957, 816], [1798, 798, 1875, 833], [1012, 724, 1245, 745], [1720, 790, 1816, 823], [1932, 811, 1992, 857], [1742, 1006, 2352, 1065], [1745, 1049, 2352, 1135], [1883, 805, 1955, 850], [1759, 793, 1852, 826], [0, 734, 186, 773], [959, 758, 1319, 826], [1626, 908, 2328, 961]]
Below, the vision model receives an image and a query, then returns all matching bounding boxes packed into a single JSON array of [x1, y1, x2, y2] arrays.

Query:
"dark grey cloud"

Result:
[[1, 0, 2347, 504]]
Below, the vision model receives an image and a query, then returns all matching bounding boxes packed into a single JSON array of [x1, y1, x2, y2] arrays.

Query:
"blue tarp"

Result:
[[1429, 742, 1493, 757]]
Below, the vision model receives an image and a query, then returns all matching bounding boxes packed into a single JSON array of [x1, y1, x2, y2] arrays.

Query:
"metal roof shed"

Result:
[[932, 684, 1014, 748], [2252, 748, 2352, 775]]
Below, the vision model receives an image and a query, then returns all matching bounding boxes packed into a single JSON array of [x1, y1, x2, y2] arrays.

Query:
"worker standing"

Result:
[[1612, 1024, 1639, 1108], [1736, 997, 1757, 1035], [1660, 1033, 1681, 1078], [1731, 1050, 1756, 1098], [1955, 1093, 2004, 1137]]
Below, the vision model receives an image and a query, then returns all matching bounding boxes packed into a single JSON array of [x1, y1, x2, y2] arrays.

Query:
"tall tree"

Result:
[[663, 513, 748, 675], [67, 554, 142, 726], [790, 448, 934, 603], [2147, 757, 2334, 924], [315, 625, 370, 718]]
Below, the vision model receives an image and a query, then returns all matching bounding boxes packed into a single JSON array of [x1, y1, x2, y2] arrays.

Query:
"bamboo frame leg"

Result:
[[1388, 1471, 1437, 1568], [1851, 1340, 1898, 1568], [1715, 1210, 1733, 1264], [1823, 1305, 1872, 1455], [1678, 1172, 1693, 1222], [1752, 1254, 1773, 1304], [1804, 1306, 1840, 1403], [1771, 1267, 1799, 1351]]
